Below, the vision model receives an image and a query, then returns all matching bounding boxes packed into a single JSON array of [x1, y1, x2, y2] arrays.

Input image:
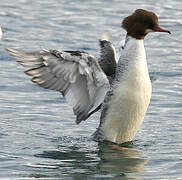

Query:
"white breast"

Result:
[[102, 38, 152, 144]]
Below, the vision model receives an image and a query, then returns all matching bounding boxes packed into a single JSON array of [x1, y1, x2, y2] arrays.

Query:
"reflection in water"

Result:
[[30, 137, 148, 179], [98, 142, 148, 176]]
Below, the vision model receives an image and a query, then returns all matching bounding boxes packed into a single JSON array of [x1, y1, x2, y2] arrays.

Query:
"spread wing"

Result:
[[7, 49, 110, 124], [98, 32, 117, 81], [98, 33, 125, 80]]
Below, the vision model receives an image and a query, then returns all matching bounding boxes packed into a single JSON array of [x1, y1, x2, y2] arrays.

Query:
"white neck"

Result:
[[101, 36, 152, 144], [114, 36, 148, 83]]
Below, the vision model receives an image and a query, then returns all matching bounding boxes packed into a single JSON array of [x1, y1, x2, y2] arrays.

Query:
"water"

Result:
[[0, 0, 182, 179]]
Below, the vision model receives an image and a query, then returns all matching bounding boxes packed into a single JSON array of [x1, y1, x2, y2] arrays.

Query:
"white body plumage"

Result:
[[101, 37, 152, 143]]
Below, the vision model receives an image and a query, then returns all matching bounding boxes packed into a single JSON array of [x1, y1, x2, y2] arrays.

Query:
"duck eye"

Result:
[[147, 21, 154, 29]]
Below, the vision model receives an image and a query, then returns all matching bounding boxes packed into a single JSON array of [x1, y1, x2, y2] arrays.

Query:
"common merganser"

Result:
[[7, 9, 170, 144]]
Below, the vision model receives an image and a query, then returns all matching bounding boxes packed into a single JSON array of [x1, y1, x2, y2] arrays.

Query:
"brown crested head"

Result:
[[122, 9, 171, 39]]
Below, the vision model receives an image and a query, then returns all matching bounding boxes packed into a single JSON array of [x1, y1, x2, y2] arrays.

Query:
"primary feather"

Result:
[[7, 48, 110, 124]]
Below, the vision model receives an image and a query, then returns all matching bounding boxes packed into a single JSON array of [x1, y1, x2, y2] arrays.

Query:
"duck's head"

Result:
[[122, 9, 171, 39]]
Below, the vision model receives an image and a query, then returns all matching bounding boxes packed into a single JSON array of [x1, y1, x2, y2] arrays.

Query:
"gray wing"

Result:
[[84, 32, 118, 116], [98, 32, 117, 82], [7, 49, 110, 124]]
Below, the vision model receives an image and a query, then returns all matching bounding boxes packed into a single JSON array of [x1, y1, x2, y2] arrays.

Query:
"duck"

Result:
[[7, 9, 170, 144]]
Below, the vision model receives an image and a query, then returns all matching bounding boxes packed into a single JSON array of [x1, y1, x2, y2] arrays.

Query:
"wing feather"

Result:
[[7, 48, 110, 124]]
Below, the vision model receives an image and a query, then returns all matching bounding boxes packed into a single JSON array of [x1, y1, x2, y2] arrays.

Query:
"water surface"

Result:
[[0, 0, 182, 179]]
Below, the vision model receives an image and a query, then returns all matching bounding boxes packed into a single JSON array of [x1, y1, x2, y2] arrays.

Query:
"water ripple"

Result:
[[0, 0, 182, 179]]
